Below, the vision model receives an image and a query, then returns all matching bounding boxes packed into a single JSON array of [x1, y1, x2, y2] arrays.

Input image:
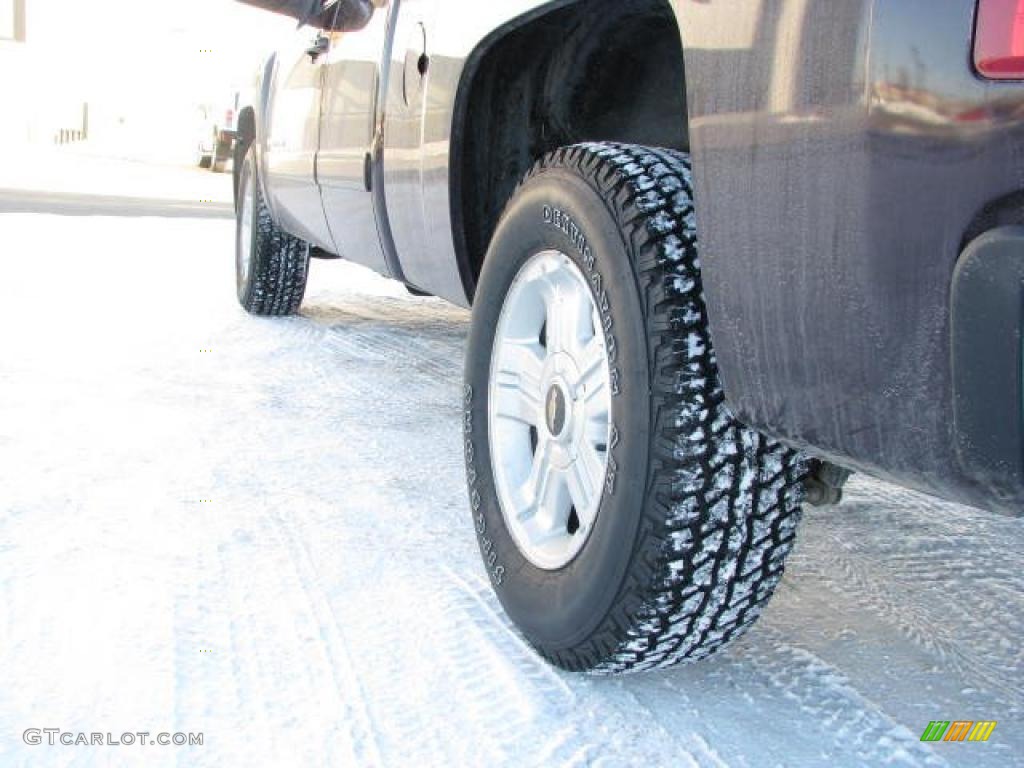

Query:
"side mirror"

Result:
[[234, 0, 318, 21], [324, 0, 374, 32], [234, 0, 374, 32]]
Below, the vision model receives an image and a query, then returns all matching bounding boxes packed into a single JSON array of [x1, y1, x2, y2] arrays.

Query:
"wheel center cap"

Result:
[[545, 384, 568, 437]]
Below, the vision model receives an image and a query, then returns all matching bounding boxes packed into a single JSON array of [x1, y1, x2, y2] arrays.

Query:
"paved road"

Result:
[[0, 187, 233, 218], [0, 152, 1020, 767]]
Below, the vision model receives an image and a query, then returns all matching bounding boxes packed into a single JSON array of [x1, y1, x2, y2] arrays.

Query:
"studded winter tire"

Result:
[[235, 145, 310, 316], [463, 143, 809, 673]]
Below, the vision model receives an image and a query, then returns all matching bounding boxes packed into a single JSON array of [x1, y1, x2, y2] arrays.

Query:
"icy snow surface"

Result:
[[0, 158, 1021, 767]]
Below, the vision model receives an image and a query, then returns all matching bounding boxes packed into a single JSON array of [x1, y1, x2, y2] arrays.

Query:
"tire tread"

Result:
[[514, 142, 809, 674], [239, 151, 309, 317]]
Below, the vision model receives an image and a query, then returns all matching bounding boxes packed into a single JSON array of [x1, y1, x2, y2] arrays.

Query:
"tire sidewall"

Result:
[[235, 147, 259, 306], [464, 167, 652, 651]]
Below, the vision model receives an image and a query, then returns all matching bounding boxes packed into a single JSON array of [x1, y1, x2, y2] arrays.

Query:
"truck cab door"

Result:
[[263, 7, 336, 251], [317, 2, 395, 275]]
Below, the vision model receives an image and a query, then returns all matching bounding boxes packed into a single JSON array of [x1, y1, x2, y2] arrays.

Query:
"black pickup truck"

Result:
[[233, 0, 1024, 673]]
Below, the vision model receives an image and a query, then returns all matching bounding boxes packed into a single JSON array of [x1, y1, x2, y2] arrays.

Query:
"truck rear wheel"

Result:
[[463, 143, 809, 673], [235, 145, 310, 316]]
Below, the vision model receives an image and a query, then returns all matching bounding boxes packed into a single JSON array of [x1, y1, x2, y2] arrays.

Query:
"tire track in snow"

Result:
[[660, 623, 953, 768], [265, 501, 385, 767], [745, 627, 949, 767], [177, 496, 381, 766], [811, 536, 1023, 707], [439, 569, 712, 767], [797, 482, 1024, 711], [302, 296, 468, 384], [262, 559, 578, 766], [170, 525, 280, 768]]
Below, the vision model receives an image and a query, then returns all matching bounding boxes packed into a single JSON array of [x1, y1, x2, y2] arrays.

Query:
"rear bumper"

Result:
[[952, 227, 1024, 510]]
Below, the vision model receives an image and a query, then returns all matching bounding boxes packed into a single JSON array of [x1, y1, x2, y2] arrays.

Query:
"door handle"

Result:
[[305, 34, 330, 61], [402, 22, 428, 106]]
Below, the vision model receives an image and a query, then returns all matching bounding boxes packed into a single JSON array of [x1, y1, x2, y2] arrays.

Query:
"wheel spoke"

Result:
[[543, 280, 592, 357], [567, 443, 603, 525], [518, 439, 557, 521], [492, 340, 545, 425], [578, 336, 609, 403]]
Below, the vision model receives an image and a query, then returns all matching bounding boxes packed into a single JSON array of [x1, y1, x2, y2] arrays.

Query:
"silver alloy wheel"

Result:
[[488, 250, 613, 570], [237, 165, 254, 289]]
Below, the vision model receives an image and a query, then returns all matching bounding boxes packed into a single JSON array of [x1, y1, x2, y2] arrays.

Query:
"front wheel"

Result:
[[235, 145, 310, 316], [463, 143, 809, 674]]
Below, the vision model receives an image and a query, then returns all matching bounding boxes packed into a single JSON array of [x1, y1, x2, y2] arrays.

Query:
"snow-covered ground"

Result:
[[0, 152, 1021, 767]]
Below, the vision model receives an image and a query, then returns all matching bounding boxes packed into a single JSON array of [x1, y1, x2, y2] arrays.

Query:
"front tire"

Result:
[[235, 145, 310, 316], [463, 143, 808, 673]]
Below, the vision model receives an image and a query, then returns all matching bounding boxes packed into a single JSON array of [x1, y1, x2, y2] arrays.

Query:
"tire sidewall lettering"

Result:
[[464, 384, 505, 586], [542, 204, 622, 398]]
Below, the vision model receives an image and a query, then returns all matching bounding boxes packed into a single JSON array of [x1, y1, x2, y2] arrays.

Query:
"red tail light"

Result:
[[975, 0, 1024, 79], [224, 109, 235, 127]]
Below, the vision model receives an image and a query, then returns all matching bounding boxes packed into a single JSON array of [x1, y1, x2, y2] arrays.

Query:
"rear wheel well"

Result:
[[452, 0, 688, 300]]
